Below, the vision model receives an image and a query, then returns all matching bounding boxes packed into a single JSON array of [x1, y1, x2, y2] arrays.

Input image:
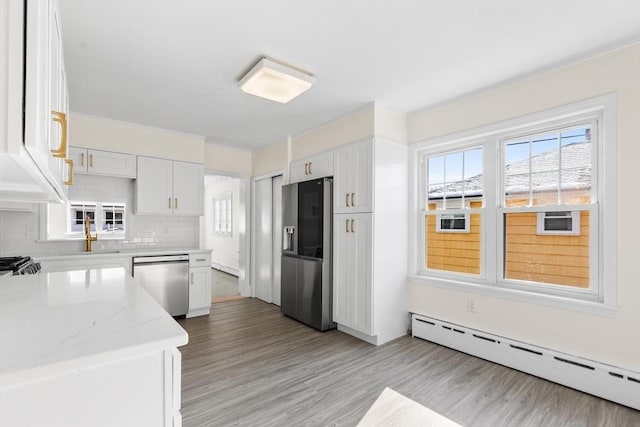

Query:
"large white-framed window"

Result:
[[412, 95, 616, 311]]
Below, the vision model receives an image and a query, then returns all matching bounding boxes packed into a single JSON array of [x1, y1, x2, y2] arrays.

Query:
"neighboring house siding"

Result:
[[504, 209, 590, 288], [426, 201, 481, 274]]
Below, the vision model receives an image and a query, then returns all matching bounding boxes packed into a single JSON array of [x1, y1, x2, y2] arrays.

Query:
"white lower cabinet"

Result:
[[333, 213, 373, 335], [187, 252, 211, 318], [0, 349, 182, 427]]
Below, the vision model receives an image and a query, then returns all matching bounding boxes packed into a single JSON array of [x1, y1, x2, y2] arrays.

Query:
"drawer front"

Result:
[[189, 253, 211, 267]]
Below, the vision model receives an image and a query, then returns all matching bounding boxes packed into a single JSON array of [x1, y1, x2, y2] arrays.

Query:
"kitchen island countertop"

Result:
[[0, 267, 188, 388]]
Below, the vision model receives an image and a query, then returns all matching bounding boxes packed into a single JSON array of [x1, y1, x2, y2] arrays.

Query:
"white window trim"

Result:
[[408, 94, 617, 315], [536, 210, 581, 235]]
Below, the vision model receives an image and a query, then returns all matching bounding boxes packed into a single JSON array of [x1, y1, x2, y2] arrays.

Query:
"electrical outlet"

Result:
[[466, 298, 477, 313]]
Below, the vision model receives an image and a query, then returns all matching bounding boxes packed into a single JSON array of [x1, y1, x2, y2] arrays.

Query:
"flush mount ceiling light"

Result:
[[238, 58, 316, 104]]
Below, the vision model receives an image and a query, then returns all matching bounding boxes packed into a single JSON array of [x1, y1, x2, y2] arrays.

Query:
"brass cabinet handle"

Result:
[[168, 198, 172, 209], [351, 219, 355, 233], [305, 162, 309, 175], [345, 193, 350, 207], [50, 111, 67, 158], [89, 153, 94, 168], [308, 162, 312, 174], [63, 159, 73, 186], [175, 198, 178, 209], [190, 272, 194, 284], [351, 193, 356, 206], [80, 152, 85, 167], [346, 219, 349, 233]]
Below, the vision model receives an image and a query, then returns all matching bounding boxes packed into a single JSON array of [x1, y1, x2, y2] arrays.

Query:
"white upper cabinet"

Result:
[[289, 151, 333, 183], [334, 140, 373, 214], [0, 0, 72, 203], [136, 156, 203, 216], [68, 147, 136, 178]]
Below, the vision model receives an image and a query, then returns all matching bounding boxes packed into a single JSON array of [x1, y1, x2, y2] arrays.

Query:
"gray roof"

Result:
[[428, 142, 591, 199]]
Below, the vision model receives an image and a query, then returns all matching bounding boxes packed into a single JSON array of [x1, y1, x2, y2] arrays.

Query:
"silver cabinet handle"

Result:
[[196, 258, 206, 262]]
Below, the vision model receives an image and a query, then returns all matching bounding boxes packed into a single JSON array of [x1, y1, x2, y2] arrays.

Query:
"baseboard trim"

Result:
[[211, 262, 239, 277], [411, 313, 640, 410]]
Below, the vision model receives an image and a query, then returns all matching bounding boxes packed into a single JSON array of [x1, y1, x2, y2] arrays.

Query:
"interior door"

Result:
[[254, 174, 284, 305], [254, 177, 273, 303], [271, 175, 283, 306]]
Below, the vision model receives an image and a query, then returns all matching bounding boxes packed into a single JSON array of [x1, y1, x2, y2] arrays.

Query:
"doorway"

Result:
[[252, 174, 283, 305], [201, 174, 246, 303]]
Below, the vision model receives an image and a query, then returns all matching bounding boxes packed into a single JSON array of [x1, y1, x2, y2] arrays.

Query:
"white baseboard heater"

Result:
[[411, 313, 640, 410]]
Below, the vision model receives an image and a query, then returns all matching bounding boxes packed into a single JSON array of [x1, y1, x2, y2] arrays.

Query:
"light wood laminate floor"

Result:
[[178, 299, 639, 427]]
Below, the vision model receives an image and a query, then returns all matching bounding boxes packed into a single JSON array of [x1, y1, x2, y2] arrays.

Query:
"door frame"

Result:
[[202, 170, 252, 297], [250, 170, 285, 299]]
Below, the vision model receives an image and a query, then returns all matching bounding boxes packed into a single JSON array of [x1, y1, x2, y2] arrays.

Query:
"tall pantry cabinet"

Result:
[[332, 138, 408, 345]]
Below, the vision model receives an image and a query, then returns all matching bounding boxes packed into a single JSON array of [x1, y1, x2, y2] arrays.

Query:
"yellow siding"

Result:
[[504, 211, 590, 288], [425, 201, 481, 274]]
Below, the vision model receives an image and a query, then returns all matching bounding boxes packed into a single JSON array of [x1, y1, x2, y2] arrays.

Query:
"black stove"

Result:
[[0, 256, 41, 276]]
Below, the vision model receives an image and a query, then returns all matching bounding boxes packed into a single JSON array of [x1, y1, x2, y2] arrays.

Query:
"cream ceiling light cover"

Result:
[[238, 58, 315, 104]]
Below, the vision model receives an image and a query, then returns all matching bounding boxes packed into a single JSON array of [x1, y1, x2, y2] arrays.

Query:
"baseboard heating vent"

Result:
[[411, 313, 640, 410]]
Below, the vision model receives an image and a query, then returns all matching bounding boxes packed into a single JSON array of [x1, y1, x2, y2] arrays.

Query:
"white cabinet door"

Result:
[[88, 149, 136, 178], [69, 147, 136, 178], [350, 213, 373, 335], [187, 266, 211, 317], [333, 214, 352, 326], [289, 152, 333, 183], [136, 156, 173, 215], [332, 213, 373, 335], [173, 161, 203, 216], [333, 141, 373, 214]]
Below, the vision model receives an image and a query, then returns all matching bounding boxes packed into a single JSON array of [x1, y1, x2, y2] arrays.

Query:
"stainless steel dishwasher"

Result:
[[132, 254, 189, 316]]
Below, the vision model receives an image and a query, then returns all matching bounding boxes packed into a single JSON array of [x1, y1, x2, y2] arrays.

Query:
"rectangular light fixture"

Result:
[[238, 58, 316, 104]]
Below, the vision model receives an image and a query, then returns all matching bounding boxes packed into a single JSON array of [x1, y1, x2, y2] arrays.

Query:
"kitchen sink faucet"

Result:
[[84, 215, 98, 252]]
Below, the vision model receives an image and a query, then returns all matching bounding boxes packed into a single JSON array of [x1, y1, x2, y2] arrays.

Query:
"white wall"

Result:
[[201, 175, 241, 271], [291, 104, 375, 160], [204, 142, 252, 176], [70, 113, 205, 163], [252, 139, 288, 178], [406, 43, 640, 370]]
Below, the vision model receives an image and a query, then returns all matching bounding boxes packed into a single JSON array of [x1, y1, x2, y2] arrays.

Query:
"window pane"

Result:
[[425, 213, 480, 274], [531, 132, 559, 173], [427, 185, 443, 209], [428, 156, 444, 185], [531, 170, 559, 206], [504, 212, 589, 288], [463, 148, 483, 201], [560, 128, 591, 204], [505, 173, 530, 206], [445, 152, 463, 182]]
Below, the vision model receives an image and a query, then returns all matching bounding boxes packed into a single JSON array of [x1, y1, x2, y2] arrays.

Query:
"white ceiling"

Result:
[[57, 1, 640, 151]]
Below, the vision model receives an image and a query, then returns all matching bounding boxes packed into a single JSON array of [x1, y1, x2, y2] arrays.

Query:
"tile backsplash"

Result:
[[0, 174, 199, 257]]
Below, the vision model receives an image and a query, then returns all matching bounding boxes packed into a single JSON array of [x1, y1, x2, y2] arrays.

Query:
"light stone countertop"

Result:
[[0, 268, 188, 388], [34, 248, 211, 261]]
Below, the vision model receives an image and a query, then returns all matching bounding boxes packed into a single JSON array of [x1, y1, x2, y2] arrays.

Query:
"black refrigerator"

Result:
[[281, 177, 336, 331]]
